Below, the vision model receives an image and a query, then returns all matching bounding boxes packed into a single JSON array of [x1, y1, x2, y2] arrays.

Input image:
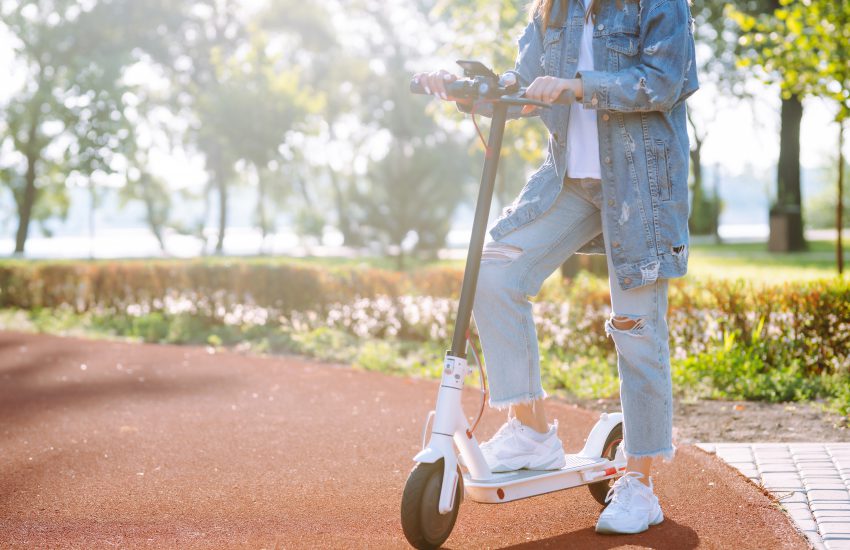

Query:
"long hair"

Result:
[[530, 0, 630, 33]]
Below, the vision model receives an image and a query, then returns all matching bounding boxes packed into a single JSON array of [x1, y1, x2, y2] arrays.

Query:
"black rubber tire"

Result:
[[400, 459, 462, 549], [588, 422, 624, 506]]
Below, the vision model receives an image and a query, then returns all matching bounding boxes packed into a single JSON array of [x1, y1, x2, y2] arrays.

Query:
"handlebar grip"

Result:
[[553, 89, 577, 105], [410, 79, 427, 94], [410, 79, 467, 97]]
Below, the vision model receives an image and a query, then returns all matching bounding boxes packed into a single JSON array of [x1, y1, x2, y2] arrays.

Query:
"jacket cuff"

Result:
[[577, 70, 606, 110]]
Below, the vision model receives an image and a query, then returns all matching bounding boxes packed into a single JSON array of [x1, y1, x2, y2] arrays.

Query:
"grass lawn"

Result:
[[2, 239, 846, 282], [687, 240, 849, 282]]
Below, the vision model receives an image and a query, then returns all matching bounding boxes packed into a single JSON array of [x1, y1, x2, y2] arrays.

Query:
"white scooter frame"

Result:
[[401, 62, 627, 550], [414, 354, 626, 514]]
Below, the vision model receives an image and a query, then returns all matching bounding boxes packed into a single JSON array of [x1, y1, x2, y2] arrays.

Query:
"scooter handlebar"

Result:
[[409, 77, 575, 106]]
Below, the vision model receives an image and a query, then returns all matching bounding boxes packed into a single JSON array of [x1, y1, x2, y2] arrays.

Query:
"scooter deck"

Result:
[[463, 454, 623, 504]]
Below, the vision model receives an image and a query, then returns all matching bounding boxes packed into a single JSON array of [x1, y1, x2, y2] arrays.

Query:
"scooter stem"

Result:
[[450, 102, 509, 357]]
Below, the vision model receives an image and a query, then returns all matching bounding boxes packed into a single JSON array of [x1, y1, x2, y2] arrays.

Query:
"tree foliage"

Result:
[[730, 0, 850, 118]]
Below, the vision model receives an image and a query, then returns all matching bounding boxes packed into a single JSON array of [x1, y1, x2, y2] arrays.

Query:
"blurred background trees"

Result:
[[0, 0, 847, 269], [731, 0, 849, 266]]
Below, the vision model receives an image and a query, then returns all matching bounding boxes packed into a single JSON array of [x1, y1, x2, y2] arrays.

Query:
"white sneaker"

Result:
[[595, 471, 664, 535], [478, 418, 566, 473]]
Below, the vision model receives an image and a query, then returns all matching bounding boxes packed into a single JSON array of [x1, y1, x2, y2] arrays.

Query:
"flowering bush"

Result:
[[1, 259, 847, 413]]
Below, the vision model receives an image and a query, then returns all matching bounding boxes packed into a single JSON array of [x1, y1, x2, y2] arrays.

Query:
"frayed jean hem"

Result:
[[622, 444, 676, 464], [488, 388, 548, 410]]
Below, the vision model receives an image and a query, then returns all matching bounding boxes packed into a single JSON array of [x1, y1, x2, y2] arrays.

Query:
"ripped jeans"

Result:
[[472, 177, 675, 461]]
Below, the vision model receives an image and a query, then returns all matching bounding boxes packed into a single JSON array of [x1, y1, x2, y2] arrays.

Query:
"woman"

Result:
[[414, 0, 697, 535]]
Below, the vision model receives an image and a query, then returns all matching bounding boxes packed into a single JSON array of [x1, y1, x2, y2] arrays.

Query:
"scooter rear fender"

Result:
[[578, 412, 624, 458]]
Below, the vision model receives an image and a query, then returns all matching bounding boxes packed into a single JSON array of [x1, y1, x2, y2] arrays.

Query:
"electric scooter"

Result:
[[401, 60, 627, 550]]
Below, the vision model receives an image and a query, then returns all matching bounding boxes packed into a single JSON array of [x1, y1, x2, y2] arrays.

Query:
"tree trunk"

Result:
[[328, 168, 360, 247], [838, 119, 845, 275], [256, 170, 269, 255], [141, 178, 167, 254], [686, 109, 718, 237], [14, 122, 40, 255], [88, 184, 96, 259], [769, 95, 805, 252], [712, 164, 721, 243], [688, 142, 708, 234], [215, 175, 228, 255]]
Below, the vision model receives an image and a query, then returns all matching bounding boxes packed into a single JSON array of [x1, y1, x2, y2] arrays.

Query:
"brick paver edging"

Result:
[[697, 443, 850, 550]]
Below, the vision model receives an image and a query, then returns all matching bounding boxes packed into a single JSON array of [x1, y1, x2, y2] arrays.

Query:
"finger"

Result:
[[536, 79, 552, 103], [521, 105, 539, 115], [547, 80, 562, 103], [528, 77, 548, 101], [442, 74, 455, 97], [422, 75, 432, 95], [525, 82, 542, 101], [553, 79, 568, 103], [433, 77, 447, 100]]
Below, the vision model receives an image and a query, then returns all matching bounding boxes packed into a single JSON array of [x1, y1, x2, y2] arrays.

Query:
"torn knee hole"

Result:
[[482, 242, 523, 262], [606, 314, 647, 336], [612, 316, 640, 330]]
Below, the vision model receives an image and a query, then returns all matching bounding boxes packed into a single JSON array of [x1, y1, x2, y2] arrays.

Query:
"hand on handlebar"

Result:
[[412, 69, 466, 103], [412, 69, 519, 106], [521, 76, 583, 114]]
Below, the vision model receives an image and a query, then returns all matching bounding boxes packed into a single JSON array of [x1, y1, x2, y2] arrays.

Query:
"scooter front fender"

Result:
[[413, 447, 443, 464], [414, 433, 459, 514]]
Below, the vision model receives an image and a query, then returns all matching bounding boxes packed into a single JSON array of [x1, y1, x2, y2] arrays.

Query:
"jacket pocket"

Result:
[[542, 26, 564, 76], [605, 34, 638, 56], [606, 32, 638, 72], [655, 140, 672, 202]]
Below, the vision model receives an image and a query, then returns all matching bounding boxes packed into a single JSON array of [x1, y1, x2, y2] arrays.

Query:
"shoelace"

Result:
[[481, 418, 522, 449], [604, 471, 648, 506]]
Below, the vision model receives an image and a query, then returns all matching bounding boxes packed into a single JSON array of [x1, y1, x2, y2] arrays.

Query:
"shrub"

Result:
[[1, 259, 847, 413]]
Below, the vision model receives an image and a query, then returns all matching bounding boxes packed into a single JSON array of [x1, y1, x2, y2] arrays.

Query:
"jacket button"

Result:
[[591, 94, 599, 106], [597, 23, 605, 31], [604, 156, 612, 164], [623, 277, 632, 285], [602, 113, 610, 121], [608, 199, 615, 207], [612, 241, 620, 248]]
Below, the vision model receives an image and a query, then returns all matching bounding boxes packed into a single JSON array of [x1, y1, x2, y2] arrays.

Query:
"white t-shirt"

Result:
[[566, 15, 601, 179]]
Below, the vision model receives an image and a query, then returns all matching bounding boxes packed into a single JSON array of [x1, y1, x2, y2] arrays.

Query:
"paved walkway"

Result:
[[697, 443, 850, 550], [0, 331, 808, 549]]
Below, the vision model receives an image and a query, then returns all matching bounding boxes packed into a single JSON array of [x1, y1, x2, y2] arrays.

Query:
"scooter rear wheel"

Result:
[[400, 459, 462, 549], [588, 422, 623, 506]]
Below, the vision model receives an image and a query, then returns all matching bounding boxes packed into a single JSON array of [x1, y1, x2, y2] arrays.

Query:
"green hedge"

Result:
[[1, 259, 847, 412], [0, 259, 462, 314]]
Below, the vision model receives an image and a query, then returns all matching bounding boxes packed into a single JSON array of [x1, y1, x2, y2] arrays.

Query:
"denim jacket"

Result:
[[460, 0, 698, 290]]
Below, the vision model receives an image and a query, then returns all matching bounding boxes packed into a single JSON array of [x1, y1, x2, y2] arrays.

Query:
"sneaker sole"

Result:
[[490, 450, 566, 473], [595, 507, 664, 535]]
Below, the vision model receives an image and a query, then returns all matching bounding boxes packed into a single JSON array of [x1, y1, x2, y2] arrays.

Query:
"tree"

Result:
[[433, 0, 550, 210], [210, 29, 320, 251], [730, 0, 850, 267], [119, 148, 172, 253], [0, 0, 140, 254], [262, 0, 366, 247], [347, 1, 470, 267]]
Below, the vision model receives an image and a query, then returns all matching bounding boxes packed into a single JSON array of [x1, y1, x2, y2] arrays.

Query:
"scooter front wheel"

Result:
[[588, 422, 624, 506], [400, 459, 462, 549]]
